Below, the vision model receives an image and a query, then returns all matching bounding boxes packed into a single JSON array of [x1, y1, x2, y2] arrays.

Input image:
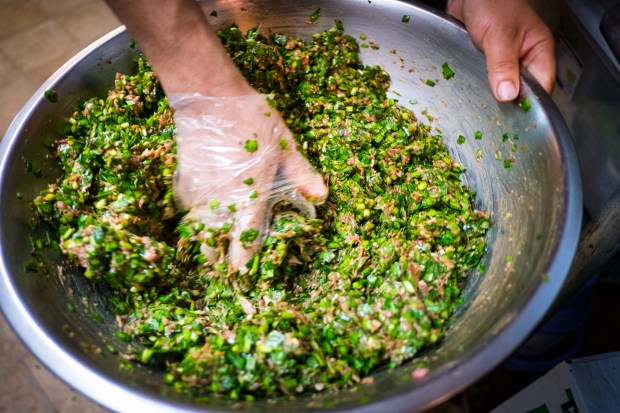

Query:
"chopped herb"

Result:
[[335, 19, 344, 31], [402, 15, 411, 23], [520, 97, 531, 112], [210, 10, 218, 17], [239, 228, 259, 247], [425, 79, 436, 87], [280, 138, 288, 150], [309, 8, 321, 23], [441, 62, 455, 79], [244, 139, 258, 152], [44, 89, 58, 103], [474, 130, 483, 140], [30, 25, 490, 401], [457, 135, 466, 144]]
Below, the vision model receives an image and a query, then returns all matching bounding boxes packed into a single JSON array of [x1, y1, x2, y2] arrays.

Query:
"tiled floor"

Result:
[[0, 0, 119, 411], [0, 0, 120, 139]]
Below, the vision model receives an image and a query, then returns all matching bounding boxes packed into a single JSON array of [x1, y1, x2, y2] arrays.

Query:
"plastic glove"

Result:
[[447, 0, 556, 101], [169, 93, 328, 273]]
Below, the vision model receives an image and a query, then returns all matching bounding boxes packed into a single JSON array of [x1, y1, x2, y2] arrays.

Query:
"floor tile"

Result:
[[30, 0, 91, 15], [24, 352, 109, 413], [0, 20, 77, 73], [0, 0, 47, 41], [55, 0, 121, 45], [0, 56, 37, 139]]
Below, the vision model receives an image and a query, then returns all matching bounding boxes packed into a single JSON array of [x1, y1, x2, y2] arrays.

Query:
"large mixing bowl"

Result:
[[0, 0, 582, 412]]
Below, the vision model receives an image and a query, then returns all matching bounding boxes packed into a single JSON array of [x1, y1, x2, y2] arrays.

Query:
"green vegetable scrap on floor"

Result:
[[32, 23, 490, 400]]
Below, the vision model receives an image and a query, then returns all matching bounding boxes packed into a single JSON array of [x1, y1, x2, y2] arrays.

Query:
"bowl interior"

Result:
[[0, 1, 582, 412]]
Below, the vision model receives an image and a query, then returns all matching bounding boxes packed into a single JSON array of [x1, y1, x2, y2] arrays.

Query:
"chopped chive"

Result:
[[520, 97, 531, 112], [441, 62, 455, 80], [244, 139, 258, 152], [309, 8, 321, 23], [44, 89, 58, 103]]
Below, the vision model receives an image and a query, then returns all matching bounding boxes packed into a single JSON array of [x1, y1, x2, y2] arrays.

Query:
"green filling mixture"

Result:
[[33, 25, 490, 399]]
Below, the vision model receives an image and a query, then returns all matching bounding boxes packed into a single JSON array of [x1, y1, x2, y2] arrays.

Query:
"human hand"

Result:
[[170, 93, 328, 272], [447, 0, 556, 102]]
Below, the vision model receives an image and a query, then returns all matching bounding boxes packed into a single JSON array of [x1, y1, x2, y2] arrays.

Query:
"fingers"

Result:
[[447, 0, 556, 101], [484, 21, 556, 99], [521, 29, 556, 94], [278, 135, 328, 204], [481, 29, 521, 102], [228, 192, 271, 275]]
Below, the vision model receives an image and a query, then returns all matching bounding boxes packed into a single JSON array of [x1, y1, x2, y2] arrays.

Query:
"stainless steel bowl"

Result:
[[0, 0, 582, 412]]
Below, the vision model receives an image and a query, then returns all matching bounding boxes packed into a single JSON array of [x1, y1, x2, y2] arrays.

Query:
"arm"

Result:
[[104, 0, 252, 96], [103, 0, 327, 273], [447, 0, 556, 101]]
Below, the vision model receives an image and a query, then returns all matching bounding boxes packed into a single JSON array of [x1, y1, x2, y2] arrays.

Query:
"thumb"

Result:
[[481, 30, 521, 102], [279, 137, 328, 204]]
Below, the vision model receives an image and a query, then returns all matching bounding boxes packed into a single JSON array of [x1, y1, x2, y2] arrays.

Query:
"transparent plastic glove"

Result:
[[169, 93, 328, 272]]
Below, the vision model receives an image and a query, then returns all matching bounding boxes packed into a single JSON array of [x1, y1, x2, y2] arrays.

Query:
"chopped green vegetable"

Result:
[[474, 130, 483, 140], [520, 97, 531, 112], [441, 62, 455, 80], [240, 228, 259, 247], [309, 8, 321, 23], [244, 139, 258, 152], [402, 15, 411, 23], [425, 79, 436, 87], [457, 135, 466, 144], [31, 24, 490, 401], [44, 89, 58, 103]]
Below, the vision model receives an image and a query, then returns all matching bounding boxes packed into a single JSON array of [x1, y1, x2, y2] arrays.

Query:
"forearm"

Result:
[[104, 0, 253, 96]]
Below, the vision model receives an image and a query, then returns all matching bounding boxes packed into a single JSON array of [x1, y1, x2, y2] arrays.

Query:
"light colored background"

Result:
[[0, 0, 119, 411]]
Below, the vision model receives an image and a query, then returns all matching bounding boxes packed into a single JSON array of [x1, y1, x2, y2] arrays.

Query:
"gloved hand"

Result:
[[447, 0, 556, 101], [170, 92, 328, 272]]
